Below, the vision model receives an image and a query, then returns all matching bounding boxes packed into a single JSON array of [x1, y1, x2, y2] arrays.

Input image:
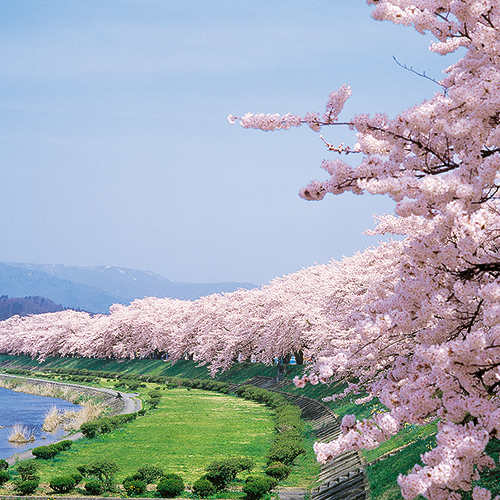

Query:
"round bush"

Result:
[[136, 465, 164, 483], [16, 479, 39, 495], [0, 470, 10, 485], [32, 445, 58, 459], [85, 478, 104, 495], [71, 471, 83, 484], [192, 477, 216, 498], [80, 421, 99, 439], [243, 476, 276, 500], [17, 460, 39, 481], [124, 478, 147, 497], [265, 462, 291, 480], [0, 459, 8, 470], [55, 439, 73, 451], [157, 475, 184, 498], [49, 475, 76, 493]]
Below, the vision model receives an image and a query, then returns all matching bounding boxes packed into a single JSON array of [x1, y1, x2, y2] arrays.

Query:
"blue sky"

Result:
[[0, 1, 459, 286]]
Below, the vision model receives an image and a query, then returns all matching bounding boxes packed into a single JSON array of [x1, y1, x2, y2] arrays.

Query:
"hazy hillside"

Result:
[[0, 295, 65, 320], [0, 262, 256, 314]]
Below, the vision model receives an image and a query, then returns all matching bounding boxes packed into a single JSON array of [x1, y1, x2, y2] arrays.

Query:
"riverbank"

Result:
[[0, 374, 141, 464]]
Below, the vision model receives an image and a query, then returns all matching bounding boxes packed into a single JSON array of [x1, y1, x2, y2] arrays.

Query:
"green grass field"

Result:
[[26, 388, 274, 485], [0, 354, 445, 499]]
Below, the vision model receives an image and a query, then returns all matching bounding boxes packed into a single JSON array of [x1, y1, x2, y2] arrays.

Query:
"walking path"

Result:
[[0, 374, 141, 465]]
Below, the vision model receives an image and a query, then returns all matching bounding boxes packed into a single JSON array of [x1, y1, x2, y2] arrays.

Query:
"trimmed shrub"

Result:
[[265, 462, 291, 480], [32, 445, 58, 459], [17, 460, 39, 481], [49, 475, 76, 493], [85, 478, 104, 495], [204, 457, 254, 491], [136, 465, 164, 484], [54, 439, 73, 451], [243, 476, 276, 500], [192, 477, 216, 498], [16, 479, 39, 495], [80, 421, 99, 439], [274, 405, 304, 434], [156, 474, 184, 498], [267, 435, 306, 465], [235, 457, 255, 472], [71, 471, 83, 484], [123, 478, 147, 497], [78, 458, 119, 492], [0, 470, 10, 485], [0, 459, 8, 470]]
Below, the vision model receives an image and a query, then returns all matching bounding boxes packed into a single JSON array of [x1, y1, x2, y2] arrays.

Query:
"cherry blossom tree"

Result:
[[229, 2, 500, 499], [2, 1, 500, 499]]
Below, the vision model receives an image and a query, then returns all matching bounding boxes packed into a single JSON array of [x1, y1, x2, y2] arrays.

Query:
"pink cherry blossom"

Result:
[[3, 2, 500, 500]]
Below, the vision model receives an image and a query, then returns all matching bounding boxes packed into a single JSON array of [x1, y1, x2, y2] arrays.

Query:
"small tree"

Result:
[[78, 459, 119, 492]]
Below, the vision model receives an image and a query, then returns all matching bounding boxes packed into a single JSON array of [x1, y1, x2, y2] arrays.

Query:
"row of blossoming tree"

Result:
[[1, 1, 500, 499]]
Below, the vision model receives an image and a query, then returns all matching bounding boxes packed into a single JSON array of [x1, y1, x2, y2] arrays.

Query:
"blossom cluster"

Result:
[[235, 1, 500, 499], [228, 85, 352, 133], [3, 2, 500, 500]]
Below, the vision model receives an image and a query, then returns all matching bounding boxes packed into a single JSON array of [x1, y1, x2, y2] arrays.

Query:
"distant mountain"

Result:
[[0, 295, 65, 320], [0, 262, 255, 314]]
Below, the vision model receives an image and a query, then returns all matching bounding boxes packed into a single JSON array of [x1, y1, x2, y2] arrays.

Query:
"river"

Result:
[[0, 386, 81, 459]]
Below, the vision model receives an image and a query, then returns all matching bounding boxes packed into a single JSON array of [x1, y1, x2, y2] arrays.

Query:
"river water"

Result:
[[0, 386, 82, 459]]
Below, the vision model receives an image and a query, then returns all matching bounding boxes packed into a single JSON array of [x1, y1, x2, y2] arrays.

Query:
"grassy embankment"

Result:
[[0, 355, 439, 499], [0, 355, 319, 493]]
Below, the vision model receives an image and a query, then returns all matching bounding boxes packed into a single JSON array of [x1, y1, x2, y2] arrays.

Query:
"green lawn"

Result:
[[0, 354, 443, 498], [26, 388, 275, 485]]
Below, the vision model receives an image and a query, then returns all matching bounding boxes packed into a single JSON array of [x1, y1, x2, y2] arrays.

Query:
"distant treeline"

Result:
[[0, 295, 65, 320]]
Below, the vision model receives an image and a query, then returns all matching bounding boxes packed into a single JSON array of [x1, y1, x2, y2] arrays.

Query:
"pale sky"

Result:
[[0, 1, 459, 286]]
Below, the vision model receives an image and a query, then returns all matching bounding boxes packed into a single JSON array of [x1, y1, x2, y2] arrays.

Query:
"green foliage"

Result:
[[123, 478, 147, 497], [49, 474, 76, 493], [84, 478, 104, 495], [233, 385, 307, 468], [32, 445, 59, 459], [156, 474, 184, 498], [274, 405, 304, 434], [80, 413, 137, 439], [192, 477, 216, 498], [235, 385, 289, 409], [0, 470, 10, 485], [267, 434, 306, 465], [265, 462, 291, 480], [16, 479, 39, 495], [243, 476, 277, 500], [204, 457, 254, 491], [80, 421, 99, 439], [367, 435, 436, 500], [54, 439, 73, 451], [16, 460, 39, 481], [32, 440, 72, 460], [135, 465, 164, 484], [71, 471, 83, 484], [78, 458, 119, 491], [0, 459, 8, 470]]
